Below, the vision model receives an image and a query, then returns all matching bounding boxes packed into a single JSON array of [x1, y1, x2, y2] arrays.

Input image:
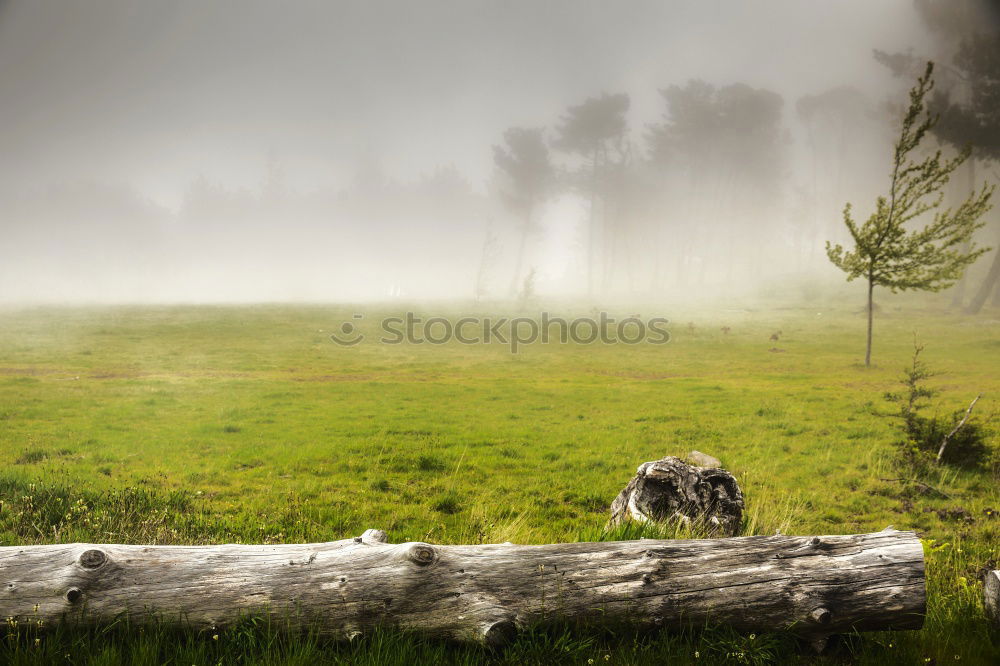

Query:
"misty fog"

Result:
[[0, 0, 996, 304]]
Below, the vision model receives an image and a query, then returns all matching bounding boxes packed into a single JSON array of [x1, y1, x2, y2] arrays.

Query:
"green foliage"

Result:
[[877, 0, 1000, 161], [827, 62, 992, 294], [884, 342, 939, 445], [884, 343, 992, 469], [905, 408, 990, 469], [934, 29, 1000, 160], [827, 61, 994, 365]]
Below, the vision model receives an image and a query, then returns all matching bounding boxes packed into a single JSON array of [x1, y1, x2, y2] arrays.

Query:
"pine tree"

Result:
[[826, 62, 994, 366]]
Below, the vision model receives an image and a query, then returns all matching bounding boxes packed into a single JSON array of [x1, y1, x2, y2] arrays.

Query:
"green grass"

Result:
[[1, 301, 998, 664]]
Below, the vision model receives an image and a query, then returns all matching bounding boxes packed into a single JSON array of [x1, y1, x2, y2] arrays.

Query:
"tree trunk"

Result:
[[966, 243, 1000, 315], [865, 278, 875, 367], [985, 570, 1000, 629], [587, 147, 599, 298], [950, 157, 977, 308], [0, 529, 925, 645], [509, 214, 530, 297]]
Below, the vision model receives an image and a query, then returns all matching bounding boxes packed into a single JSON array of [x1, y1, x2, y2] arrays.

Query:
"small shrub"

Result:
[[907, 410, 990, 468], [885, 343, 991, 469]]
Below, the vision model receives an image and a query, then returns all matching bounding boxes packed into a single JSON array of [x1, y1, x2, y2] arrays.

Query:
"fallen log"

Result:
[[986, 569, 1000, 628], [0, 529, 924, 646]]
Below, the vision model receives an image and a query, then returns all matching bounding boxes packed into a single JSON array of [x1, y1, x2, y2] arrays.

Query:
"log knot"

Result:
[[481, 618, 517, 648], [406, 543, 437, 566], [65, 587, 82, 603], [79, 549, 108, 569], [810, 606, 832, 625], [776, 536, 831, 559]]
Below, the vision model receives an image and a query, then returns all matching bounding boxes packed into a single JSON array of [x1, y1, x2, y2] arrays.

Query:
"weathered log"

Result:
[[985, 569, 1000, 628], [0, 529, 924, 645], [610, 456, 744, 536]]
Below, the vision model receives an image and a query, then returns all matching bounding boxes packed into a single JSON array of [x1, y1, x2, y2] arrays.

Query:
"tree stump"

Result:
[[609, 456, 744, 535]]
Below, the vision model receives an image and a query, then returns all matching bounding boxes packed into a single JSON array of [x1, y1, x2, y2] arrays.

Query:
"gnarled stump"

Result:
[[609, 456, 744, 535], [0, 529, 924, 645]]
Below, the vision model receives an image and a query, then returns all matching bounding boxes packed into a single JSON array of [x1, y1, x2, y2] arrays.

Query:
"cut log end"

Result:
[[480, 619, 517, 648], [810, 607, 832, 625]]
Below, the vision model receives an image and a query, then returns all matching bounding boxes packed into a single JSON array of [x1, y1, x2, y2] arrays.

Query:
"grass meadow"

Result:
[[1, 299, 998, 664]]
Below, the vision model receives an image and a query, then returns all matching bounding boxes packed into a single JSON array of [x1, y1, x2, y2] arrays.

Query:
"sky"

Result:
[[2, 0, 980, 304], [0, 0, 928, 206]]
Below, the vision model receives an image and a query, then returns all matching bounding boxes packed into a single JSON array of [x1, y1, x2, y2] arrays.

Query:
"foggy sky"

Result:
[[0, 0, 927, 204], [0, 1, 961, 303]]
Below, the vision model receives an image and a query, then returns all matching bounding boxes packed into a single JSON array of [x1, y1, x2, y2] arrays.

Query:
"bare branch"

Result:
[[936, 394, 982, 464]]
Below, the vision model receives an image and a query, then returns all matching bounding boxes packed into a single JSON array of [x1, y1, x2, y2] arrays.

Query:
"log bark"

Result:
[[985, 569, 1000, 628], [610, 457, 744, 536], [0, 529, 924, 645]]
